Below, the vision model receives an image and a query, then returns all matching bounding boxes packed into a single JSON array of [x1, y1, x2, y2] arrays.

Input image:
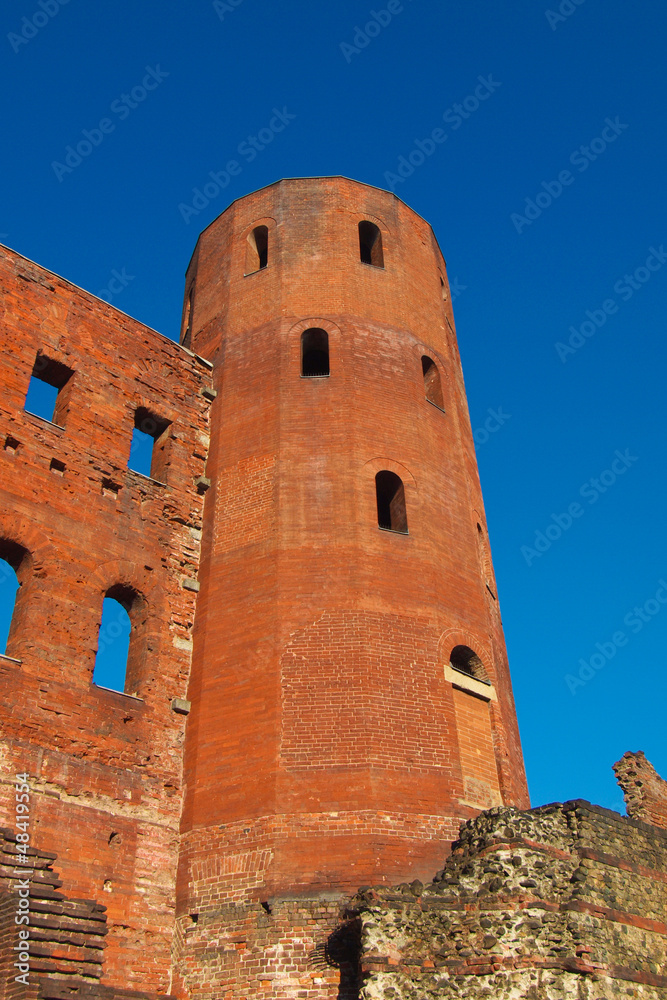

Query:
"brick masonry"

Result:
[[8, 176, 647, 998]]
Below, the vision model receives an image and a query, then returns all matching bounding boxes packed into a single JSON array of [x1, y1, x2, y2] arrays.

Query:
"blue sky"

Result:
[[2, 0, 666, 813]]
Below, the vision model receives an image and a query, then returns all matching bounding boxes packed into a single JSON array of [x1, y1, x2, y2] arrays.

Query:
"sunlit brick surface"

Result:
[[175, 178, 529, 998]]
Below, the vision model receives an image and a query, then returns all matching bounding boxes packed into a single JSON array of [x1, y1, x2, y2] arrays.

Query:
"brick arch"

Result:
[[350, 210, 388, 234], [83, 561, 163, 695], [86, 559, 158, 604], [437, 627, 495, 685], [288, 317, 342, 376], [0, 515, 55, 580]]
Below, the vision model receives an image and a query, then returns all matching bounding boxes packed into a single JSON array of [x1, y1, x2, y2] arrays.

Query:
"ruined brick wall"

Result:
[[615, 751, 667, 831], [355, 794, 667, 998], [174, 177, 528, 1000], [0, 246, 213, 994], [0, 824, 174, 1000]]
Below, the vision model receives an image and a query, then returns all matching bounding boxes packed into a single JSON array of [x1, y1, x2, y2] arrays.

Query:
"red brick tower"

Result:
[[174, 177, 529, 998]]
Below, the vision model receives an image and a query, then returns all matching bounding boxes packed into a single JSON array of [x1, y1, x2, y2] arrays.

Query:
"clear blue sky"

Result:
[[2, 0, 666, 814]]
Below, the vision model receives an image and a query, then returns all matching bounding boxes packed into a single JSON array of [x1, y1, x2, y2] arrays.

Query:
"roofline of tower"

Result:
[[183, 175, 448, 275], [0, 241, 213, 369]]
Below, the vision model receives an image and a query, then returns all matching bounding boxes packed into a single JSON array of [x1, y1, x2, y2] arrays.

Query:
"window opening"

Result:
[[0, 557, 20, 656], [245, 225, 269, 274], [421, 355, 444, 410], [375, 471, 408, 533], [182, 288, 193, 349], [93, 593, 132, 693], [24, 354, 74, 425], [0, 540, 29, 659], [301, 328, 330, 377], [450, 645, 490, 683], [129, 407, 171, 480], [358, 221, 384, 268]]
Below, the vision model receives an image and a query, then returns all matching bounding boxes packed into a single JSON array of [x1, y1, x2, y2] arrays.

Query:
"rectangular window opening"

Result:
[[128, 407, 171, 481], [24, 354, 74, 426]]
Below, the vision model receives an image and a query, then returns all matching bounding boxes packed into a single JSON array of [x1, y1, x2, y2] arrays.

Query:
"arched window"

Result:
[[245, 225, 269, 274], [450, 645, 490, 683], [358, 221, 384, 268], [375, 471, 408, 533], [92, 585, 144, 696], [440, 276, 447, 301], [301, 328, 329, 377], [421, 355, 444, 410], [0, 558, 20, 656], [0, 540, 30, 658]]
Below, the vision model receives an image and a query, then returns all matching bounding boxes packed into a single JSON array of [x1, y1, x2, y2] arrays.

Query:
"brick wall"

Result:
[[0, 246, 213, 993], [614, 750, 667, 830], [176, 177, 528, 998]]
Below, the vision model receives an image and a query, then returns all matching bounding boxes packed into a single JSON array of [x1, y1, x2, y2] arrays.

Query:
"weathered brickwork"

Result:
[[615, 751, 667, 831], [174, 178, 528, 997], [0, 245, 213, 993], [355, 770, 667, 999], [2, 179, 667, 999]]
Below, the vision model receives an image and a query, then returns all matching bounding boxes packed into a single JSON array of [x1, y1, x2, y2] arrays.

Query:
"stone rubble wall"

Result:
[[354, 793, 667, 999]]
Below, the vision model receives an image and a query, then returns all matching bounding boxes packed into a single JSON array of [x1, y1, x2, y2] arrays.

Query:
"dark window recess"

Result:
[[245, 225, 269, 274], [358, 221, 384, 268], [450, 645, 490, 683], [129, 407, 171, 480], [440, 277, 447, 301], [421, 355, 444, 410], [375, 471, 408, 533], [24, 354, 74, 425], [301, 328, 330, 377]]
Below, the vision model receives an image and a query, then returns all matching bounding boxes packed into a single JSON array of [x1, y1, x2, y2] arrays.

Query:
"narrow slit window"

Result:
[[301, 328, 330, 377], [24, 354, 74, 426], [245, 225, 269, 274], [358, 221, 384, 268], [182, 288, 193, 349], [129, 407, 171, 481], [93, 595, 131, 693], [421, 356, 444, 410], [375, 471, 408, 533]]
